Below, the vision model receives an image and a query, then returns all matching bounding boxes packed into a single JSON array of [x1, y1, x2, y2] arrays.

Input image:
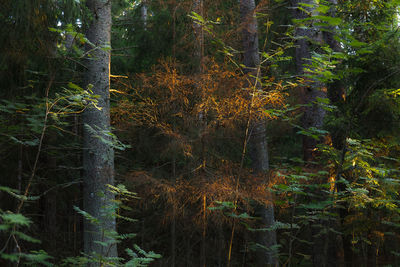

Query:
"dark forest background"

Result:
[[1, 0, 400, 266]]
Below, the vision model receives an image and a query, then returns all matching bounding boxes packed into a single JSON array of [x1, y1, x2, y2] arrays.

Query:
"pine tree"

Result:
[[83, 0, 117, 263], [240, 0, 278, 265]]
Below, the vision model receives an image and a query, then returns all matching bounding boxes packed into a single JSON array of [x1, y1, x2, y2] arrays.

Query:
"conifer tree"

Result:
[[292, 0, 327, 162], [240, 0, 278, 265], [83, 0, 117, 263]]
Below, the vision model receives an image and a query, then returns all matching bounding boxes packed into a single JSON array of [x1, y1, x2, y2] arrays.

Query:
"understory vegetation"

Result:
[[1, 0, 400, 266]]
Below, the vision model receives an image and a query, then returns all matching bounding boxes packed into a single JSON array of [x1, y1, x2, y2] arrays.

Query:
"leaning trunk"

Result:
[[240, 0, 278, 265], [83, 0, 117, 264]]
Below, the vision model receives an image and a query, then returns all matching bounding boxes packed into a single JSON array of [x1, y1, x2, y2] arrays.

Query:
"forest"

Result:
[[0, 0, 400, 266]]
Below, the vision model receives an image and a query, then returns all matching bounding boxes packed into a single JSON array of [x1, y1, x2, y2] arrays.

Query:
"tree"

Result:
[[83, 0, 117, 263], [292, 1, 331, 265], [240, 0, 278, 265], [328, 0, 400, 264], [1, 0, 400, 266], [193, 0, 204, 71], [321, 2, 346, 264], [141, 0, 148, 29], [292, 0, 327, 162]]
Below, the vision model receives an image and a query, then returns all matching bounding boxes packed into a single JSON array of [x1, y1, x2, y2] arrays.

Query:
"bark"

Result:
[[200, 195, 207, 267], [44, 189, 58, 249], [41, 135, 58, 251], [83, 0, 117, 263], [193, 0, 204, 71], [241, 0, 278, 265], [240, 0, 260, 75], [192, 2, 208, 265], [65, 33, 75, 51], [141, 0, 148, 29], [217, 223, 224, 267], [171, 158, 176, 266], [292, 0, 326, 162], [292, 1, 330, 266], [323, 0, 345, 150], [170, 203, 176, 266], [323, 2, 346, 266]]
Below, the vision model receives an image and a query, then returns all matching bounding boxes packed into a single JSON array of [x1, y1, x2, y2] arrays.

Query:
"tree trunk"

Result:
[[193, 0, 204, 71], [322, 1, 346, 266], [292, 0, 330, 265], [192, 2, 208, 265], [141, 0, 148, 29], [83, 0, 117, 264], [323, 0, 346, 150], [240, 0, 278, 265], [292, 0, 326, 162]]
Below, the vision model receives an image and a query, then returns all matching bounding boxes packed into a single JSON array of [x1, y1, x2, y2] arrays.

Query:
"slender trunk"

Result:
[[193, 0, 204, 71], [73, 113, 80, 254], [185, 231, 191, 267], [44, 189, 57, 249], [192, 2, 208, 265], [141, 0, 148, 29], [83, 0, 117, 263], [200, 195, 207, 267], [240, 0, 278, 265], [33, 129, 58, 254], [171, 163, 176, 267], [170, 202, 176, 266], [17, 145, 22, 193], [218, 223, 224, 267]]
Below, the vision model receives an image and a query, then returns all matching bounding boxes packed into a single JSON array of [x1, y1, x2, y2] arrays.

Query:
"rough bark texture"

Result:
[[241, 0, 278, 265], [292, 0, 330, 266], [293, 0, 327, 162], [323, 1, 346, 266], [83, 0, 117, 263], [323, 0, 346, 150]]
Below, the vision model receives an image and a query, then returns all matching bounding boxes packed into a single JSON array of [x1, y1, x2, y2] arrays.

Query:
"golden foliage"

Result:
[[112, 58, 286, 135], [125, 167, 275, 228], [112, 58, 289, 236]]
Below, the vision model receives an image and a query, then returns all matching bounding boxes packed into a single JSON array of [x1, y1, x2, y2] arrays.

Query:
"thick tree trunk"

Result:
[[83, 0, 117, 264], [292, 1, 331, 266], [322, 1, 346, 266], [240, 0, 278, 265], [293, 0, 327, 162], [323, 0, 346, 150]]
